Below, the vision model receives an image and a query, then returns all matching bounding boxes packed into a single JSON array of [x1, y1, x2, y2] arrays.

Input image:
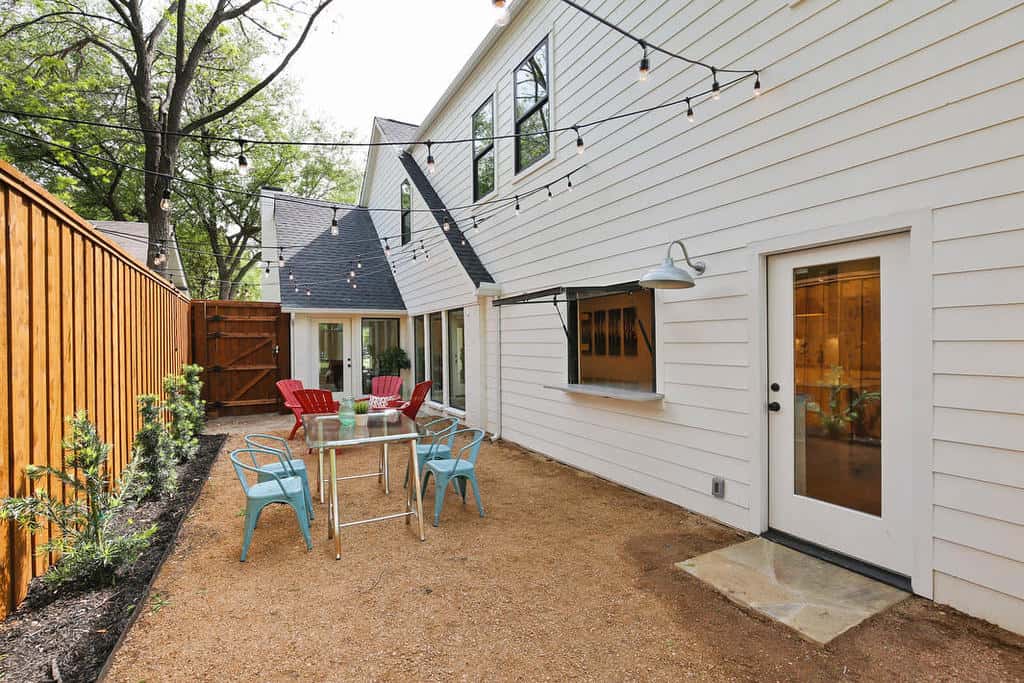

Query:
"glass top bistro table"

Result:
[[302, 411, 426, 559]]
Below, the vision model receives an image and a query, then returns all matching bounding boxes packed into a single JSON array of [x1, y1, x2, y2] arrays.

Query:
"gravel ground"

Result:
[[106, 424, 1024, 682]]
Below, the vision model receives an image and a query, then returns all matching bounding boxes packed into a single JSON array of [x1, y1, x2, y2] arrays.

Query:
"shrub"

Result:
[[122, 395, 176, 502], [163, 373, 199, 464], [354, 400, 369, 415], [0, 412, 155, 589], [377, 346, 411, 376], [181, 364, 206, 435]]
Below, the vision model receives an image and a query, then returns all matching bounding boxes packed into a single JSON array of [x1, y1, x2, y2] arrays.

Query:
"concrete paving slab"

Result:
[[676, 537, 907, 644]]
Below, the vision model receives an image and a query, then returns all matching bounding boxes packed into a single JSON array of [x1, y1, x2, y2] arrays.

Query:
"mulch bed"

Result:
[[0, 433, 227, 683]]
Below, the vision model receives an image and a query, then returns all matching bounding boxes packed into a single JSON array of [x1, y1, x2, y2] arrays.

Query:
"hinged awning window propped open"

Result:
[[493, 282, 643, 338]]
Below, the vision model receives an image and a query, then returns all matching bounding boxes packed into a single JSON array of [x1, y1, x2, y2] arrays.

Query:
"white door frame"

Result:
[[745, 210, 935, 598], [310, 315, 355, 397]]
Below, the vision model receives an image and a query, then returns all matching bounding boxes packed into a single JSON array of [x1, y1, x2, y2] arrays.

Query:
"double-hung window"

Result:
[[400, 180, 412, 245], [514, 37, 550, 173], [472, 96, 495, 200]]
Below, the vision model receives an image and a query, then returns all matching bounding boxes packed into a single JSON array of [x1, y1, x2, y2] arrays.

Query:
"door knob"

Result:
[[767, 401, 781, 412]]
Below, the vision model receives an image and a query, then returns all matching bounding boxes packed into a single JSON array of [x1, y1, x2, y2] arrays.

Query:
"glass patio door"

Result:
[[767, 234, 912, 576], [317, 321, 351, 398]]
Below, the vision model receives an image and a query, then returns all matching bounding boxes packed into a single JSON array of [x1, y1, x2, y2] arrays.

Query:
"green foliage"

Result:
[[0, 412, 155, 589], [377, 347, 411, 376], [354, 400, 369, 415], [808, 366, 881, 439], [122, 395, 176, 502], [162, 374, 198, 464], [181, 364, 206, 435]]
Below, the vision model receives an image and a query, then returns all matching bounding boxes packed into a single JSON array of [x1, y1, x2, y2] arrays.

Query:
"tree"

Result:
[[0, 0, 337, 269]]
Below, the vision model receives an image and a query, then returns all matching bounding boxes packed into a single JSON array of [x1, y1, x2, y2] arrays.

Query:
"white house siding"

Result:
[[929, 191, 1024, 634], [365, 0, 1024, 632]]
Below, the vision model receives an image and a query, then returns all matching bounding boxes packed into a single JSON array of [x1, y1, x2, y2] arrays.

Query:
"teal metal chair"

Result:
[[420, 428, 486, 527], [403, 417, 459, 489], [230, 448, 313, 562], [244, 433, 314, 520]]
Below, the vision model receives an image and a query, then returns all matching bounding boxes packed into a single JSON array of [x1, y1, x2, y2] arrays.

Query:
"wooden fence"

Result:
[[0, 159, 190, 616]]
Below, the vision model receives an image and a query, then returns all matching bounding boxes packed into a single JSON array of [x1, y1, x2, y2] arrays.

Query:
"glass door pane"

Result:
[[318, 322, 345, 393], [361, 318, 400, 395], [793, 257, 882, 516], [447, 309, 465, 410], [429, 312, 443, 402], [414, 316, 426, 384]]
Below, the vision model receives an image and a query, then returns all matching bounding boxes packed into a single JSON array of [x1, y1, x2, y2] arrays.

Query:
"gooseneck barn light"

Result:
[[639, 239, 706, 289]]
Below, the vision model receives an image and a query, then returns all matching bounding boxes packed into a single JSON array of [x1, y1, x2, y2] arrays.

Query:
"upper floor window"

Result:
[[472, 96, 495, 200], [514, 37, 550, 173], [400, 180, 412, 245]]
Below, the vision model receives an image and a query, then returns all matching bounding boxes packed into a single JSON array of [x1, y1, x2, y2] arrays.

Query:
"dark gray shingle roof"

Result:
[[275, 195, 405, 310], [398, 152, 494, 287], [375, 117, 419, 144]]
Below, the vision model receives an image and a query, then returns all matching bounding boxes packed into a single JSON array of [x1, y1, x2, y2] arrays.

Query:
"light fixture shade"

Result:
[[639, 257, 696, 289]]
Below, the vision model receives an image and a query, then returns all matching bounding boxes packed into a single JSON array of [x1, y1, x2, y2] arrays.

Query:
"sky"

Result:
[[287, 0, 498, 147]]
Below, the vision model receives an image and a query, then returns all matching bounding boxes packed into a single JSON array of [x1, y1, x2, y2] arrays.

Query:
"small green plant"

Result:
[[149, 592, 172, 613], [163, 373, 199, 464], [0, 412, 155, 589], [354, 400, 369, 415], [809, 366, 881, 438], [181, 364, 206, 435], [377, 346, 411, 376], [122, 395, 177, 502]]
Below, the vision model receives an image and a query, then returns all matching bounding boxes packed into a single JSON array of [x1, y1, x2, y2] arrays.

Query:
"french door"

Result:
[[767, 234, 912, 575], [316, 320, 352, 399]]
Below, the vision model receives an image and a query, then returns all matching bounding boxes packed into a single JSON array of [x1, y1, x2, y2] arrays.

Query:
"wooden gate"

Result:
[[190, 301, 291, 416]]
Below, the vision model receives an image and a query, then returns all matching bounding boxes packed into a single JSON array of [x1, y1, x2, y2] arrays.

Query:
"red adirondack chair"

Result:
[[294, 389, 340, 417], [359, 375, 403, 403], [391, 380, 431, 420], [276, 379, 305, 440]]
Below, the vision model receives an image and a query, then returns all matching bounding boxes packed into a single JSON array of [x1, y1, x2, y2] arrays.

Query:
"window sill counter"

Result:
[[543, 384, 664, 402]]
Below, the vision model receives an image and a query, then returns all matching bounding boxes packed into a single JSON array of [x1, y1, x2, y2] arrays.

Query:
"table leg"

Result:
[[330, 447, 341, 559], [383, 443, 390, 496], [318, 447, 325, 504], [405, 444, 412, 525], [409, 439, 425, 541]]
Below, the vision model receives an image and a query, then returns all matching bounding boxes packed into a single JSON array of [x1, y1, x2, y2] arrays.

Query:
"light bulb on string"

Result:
[[472, 217, 479, 234], [686, 98, 695, 123], [288, 269, 294, 281], [277, 248, 285, 268], [753, 71, 761, 97], [349, 269, 355, 278], [352, 283, 357, 289], [237, 139, 249, 176], [461, 237, 466, 246], [294, 284, 299, 293], [493, 0, 509, 26], [160, 184, 172, 211], [567, 175, 573, 192], [711, 68, 721, 100], [357, 259, 362, 269], [426, 141, 436, 175], [264, 262, 271, 277], [443, 218, 450, 232], [514, 195, 520, 215], [384, 238, 391, 257], [638, 42, 650, 82], [306, 288, 311, 297], [547, 185, 553, 201], [574, 126, 584, 155], [330, 207, 339, 236]]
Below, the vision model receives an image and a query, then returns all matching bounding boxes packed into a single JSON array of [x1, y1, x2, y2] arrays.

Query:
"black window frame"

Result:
[[472, 95, 496, 201], [414, 315, 426, 384], [567, 286, 657, 392], [514, 36, 551, 174], [400, 179, 412, 245]]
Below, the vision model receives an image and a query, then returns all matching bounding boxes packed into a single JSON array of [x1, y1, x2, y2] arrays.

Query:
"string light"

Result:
[[461, 237, 466, 246], [567, 175, 573, 192], [686, 98, 695, 123], [472, 217, 479, 234], [237, 139, 248, 176], [443, 218, 450, 232], [574, 125, 584, 155], [493, 0, 509, 26], [277, 248, 285, 268], [288, 269, 295, 281], [514, 195, 520, 215], [638, 41, 650, 82], [357, 259, 362, 269], [330, 207, 339, 236], [349, 269, 355, 278], [753, 70, 761, 97], [264, 261, 271, 276], [711, 67, 721, 100], [305, 288, 311, 297], [384, 238, 391, 257], [294, 284, 300, 293], [547, 185, 553, 200], [160, 184, 172, 211], [426, 141, 436, 175]]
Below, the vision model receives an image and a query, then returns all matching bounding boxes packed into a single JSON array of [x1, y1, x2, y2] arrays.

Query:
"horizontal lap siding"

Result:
[[0, 160, 190, 616], [931, 191, 1024, 634], [368, 0, 1024, 628]]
